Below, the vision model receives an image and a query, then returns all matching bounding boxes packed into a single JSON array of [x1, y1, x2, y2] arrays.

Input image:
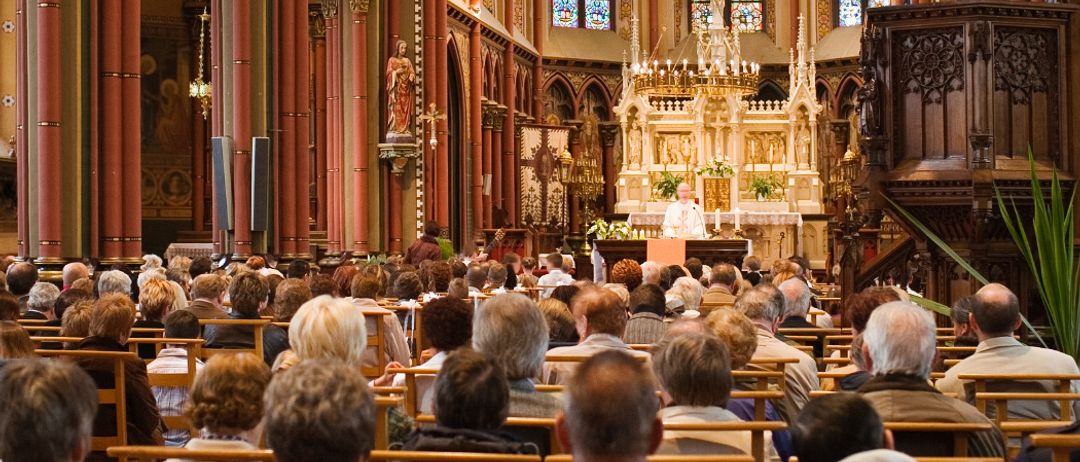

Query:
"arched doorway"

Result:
[[447, 45, 466, 251]]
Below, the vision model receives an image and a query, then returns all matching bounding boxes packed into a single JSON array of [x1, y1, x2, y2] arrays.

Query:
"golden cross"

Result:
[[418, 103, 446, 131]]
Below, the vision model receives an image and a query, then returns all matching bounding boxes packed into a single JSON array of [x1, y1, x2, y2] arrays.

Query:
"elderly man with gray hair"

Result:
[[735, 284, 819, 423], [23, 282, 61, 320], [96, 269, 132, 297], [858, 301, 1004, 457], [778, 279, 822, 357], [474, 293, 561, 418]]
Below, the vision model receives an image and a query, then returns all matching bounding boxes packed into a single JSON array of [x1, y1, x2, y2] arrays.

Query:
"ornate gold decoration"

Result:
[[321, 0, 338, 19], [703, 178, 731, 212], [349, 0, 369, 14], [188, 8, 212, 120]]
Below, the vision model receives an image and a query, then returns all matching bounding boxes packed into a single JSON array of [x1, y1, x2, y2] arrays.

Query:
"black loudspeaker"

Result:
[[250, 137, 271, 232], [212, 137, 233, 230]]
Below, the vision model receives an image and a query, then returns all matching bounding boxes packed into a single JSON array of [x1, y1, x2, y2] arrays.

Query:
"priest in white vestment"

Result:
[[662, 182, 707, 239]]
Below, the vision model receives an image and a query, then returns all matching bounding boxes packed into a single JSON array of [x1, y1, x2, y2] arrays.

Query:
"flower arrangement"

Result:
[[587, 218, 632, 240], [696, 158, 735, 178]]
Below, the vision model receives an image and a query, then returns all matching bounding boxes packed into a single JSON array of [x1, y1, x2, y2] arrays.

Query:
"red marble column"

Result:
[[326, 9, 341, 254], [295, 0, 311, 258], [351, 4, 370, 256], [211, 0, 223, 256], [88, 1, 98, 257], [532, 0, 545, 120], [387, 0, 401, 58], [15, 1, 26, 258], [492, 106, 504, 221], [469, 23, 483, 235], [312, 14, 327, 232], [481, 103, 494, 228], [121, 0, 142, 259], [36, 0, 62, 261], [435, 0, 450, 227], [279, 0, 297, 258], [192, 99, 206, 231], [101, 0, 123, 260], [232, 0, 253, 259], [422, 0, 436, 223], [790, 0, 799, 49], [502, 49, 517, 225]]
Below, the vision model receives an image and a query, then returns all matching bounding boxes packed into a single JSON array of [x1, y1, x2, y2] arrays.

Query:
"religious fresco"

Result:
[[141, 17, 194, 220]]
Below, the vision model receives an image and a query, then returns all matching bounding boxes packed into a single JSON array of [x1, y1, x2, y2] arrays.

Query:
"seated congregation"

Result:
[[1, 251, 1079, 462]]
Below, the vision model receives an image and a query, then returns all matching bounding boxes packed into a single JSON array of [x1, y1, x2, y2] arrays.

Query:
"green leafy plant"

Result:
[[696, 158, 735, 178], [750, 175, 782, 199], [996, 150, 1077, 357], [883, 149, 1062, 352], [587, 218, 632, 240], [653, 171, 684, 200]]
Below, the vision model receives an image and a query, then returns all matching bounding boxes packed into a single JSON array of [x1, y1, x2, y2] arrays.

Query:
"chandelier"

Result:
[[189, 8, 212, 119], [628, 1, 759, 99]]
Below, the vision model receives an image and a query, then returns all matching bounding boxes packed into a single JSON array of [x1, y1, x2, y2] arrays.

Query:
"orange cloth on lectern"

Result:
[[646, 239, 686, 267]]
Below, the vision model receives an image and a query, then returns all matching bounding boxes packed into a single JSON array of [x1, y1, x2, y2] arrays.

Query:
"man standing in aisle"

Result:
[[662, 182, 706, 239]]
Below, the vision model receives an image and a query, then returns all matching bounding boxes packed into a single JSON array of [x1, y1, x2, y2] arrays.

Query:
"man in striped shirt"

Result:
[[147, 309, 205, 447]]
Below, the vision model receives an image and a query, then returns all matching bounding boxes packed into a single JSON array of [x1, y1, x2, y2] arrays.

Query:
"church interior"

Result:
[[2, 0, 1080, 460]]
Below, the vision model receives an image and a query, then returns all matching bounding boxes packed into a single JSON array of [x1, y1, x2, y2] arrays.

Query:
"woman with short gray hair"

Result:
[[474, 293, 561, 418]]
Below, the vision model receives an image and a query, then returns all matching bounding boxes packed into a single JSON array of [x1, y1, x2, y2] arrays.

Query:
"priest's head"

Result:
[[676, 182, 692, 202]]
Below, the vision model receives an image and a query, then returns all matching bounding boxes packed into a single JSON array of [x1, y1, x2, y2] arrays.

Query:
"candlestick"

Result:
[[734, 207, 741, 231], [714, 209, 720, 232]]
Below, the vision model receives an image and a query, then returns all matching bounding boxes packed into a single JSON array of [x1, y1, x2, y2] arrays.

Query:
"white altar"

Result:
[[614, 11, 827, 268]]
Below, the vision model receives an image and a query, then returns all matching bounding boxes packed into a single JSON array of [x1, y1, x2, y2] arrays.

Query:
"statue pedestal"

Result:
[[377, 142, 421, 175], [614, 170, 650, 213], [787, 170, 824, 214]]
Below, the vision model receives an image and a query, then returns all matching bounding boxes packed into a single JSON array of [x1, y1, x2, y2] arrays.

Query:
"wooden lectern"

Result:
[[593, 239, 749, 274]]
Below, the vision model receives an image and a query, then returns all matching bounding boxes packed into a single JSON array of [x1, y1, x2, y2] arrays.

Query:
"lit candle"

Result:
[[715, 208, 721, 231]]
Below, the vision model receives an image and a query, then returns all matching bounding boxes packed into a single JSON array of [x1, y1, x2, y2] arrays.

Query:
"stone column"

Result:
[[481, 102, 496, 228], [210, 0, 224, 256], [350, 0, 370, 256], [422, 0, 436, 222], [469, 23, 484, 236], [491, 105, 506, 223], [100, 0, 123, 261], [35, 0, 62, 263], [325, 1, 342, 255], [278, 0, 298, 259], [294, 0, 312, 259], [435, 0, 450, 227], [311, 12, 327, 231], [121, 0, 141, 260], [532, 0, 544, 120], [566, 120, 583, 235], [502, 50, 516, 225], [15, 0, 26, 257], [231, 0, 254, 259], [600, 122, 620, 214]]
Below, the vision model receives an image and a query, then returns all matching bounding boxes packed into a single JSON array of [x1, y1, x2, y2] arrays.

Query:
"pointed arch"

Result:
[[576, 78, 613, 121], [753, 80, 787, 101], [543, 74, 575, 123]]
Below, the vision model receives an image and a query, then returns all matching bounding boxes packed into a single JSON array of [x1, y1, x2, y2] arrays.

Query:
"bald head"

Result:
[[558, 350, 661, 459], [971, 283, 1020, 338], [779, 278, 811, 319], [676, 182, 692, 202], [62, 263, 89, 288], [571, 287, 627, 338]]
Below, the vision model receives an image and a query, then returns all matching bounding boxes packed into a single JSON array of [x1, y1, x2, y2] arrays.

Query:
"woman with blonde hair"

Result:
[[0, 321, 33, 359], [667, 276, 704, 316], [180, 352, 271, 454]]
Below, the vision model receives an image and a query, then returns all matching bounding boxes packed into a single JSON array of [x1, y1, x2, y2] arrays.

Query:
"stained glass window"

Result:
[[552, 0, 613, 30], [729, 0, 764, 32], [584, 0, 611, 30], [690, 0, 714, 32], [553, 0, 578, 28], [838, 0, 862, 27]]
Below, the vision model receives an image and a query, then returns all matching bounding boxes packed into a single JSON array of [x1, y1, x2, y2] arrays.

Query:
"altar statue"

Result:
[[627, 121, 642, 167], [386, 40, 415, 143], [846, 102, 861, 156], [796, 122, 811, 166], [681, 134, 696, 165]]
